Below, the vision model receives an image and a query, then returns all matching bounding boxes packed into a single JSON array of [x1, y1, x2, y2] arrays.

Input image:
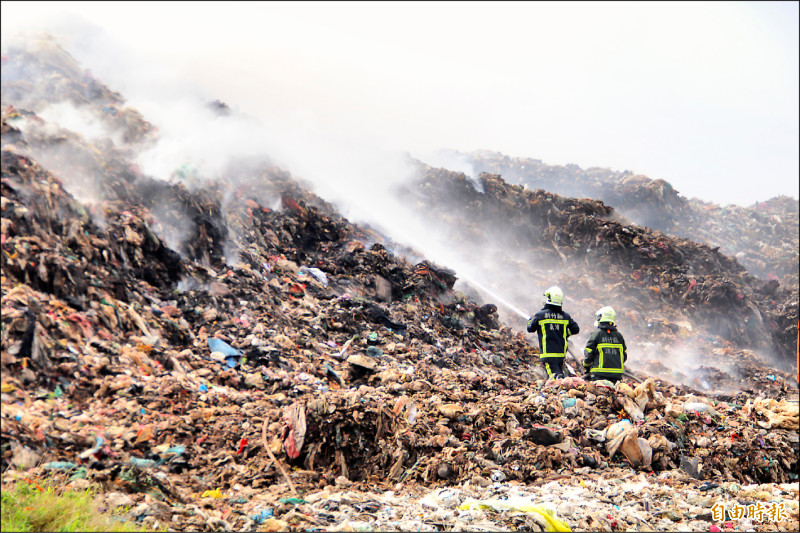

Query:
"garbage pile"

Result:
[[2, 34, 799, 532], [398, 166, 798, 370], [458, 150, 799, 291]]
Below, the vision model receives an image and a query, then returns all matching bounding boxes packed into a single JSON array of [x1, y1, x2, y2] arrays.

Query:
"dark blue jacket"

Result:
[[527, 304, 580, 359], [583, 323, 627, 379]]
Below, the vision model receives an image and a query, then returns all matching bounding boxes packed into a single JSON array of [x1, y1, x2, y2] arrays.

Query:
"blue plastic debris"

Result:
[[250, 509, 274, 524], [208, 338, 242, 357], [42, 461, 78, 470], [366, 346, 384, 358], [164, 445, 186, 456], [129, 457, 158, 469]]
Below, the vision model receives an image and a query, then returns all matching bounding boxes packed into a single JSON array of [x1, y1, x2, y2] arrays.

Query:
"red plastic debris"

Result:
[[235, 438, 248, 454]]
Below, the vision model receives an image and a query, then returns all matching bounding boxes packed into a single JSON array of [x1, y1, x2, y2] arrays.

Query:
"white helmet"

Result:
[[594, 306, 616, 327], [544, 286, 564, 306]]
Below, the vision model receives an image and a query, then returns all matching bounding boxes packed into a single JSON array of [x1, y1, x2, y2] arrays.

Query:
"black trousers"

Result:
[[586, 373, 620, 384], [542, 358, 566, 379]]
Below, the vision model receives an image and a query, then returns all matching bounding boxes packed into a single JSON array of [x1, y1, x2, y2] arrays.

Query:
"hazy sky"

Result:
[[2, 0, 798, 206]]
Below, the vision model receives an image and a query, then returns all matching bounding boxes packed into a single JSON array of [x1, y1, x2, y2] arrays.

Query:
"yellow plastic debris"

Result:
[[201, 488, 224, 499], [1, 382, 15, 393], [458, 498, 571, 532]]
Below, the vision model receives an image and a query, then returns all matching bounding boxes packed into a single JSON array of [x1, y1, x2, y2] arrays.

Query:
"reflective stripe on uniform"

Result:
[[538, 318, 569, 357], [590, 342, 624, 373]]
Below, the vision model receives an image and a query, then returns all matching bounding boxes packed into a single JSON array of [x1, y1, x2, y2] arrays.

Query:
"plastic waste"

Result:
[[208, 338, 242, 357], [679, 455, 702, 479], [278, 497, 306, 505], [605, 420, 633, 440], [490, 469, 506, 482], [459, 498, 571, 531], [235, 438, 248, 455], [324, 363, 344, 386], [298, 266, 328, 286], [527, 426, 562, 445], [69, 466, 88, 480], [78, 435, 105, 460], [366, 346, 384, 358], [128, 457, 158, 469], [250, 509, 274, 525], [201, 488, 224, 498], [584, 428, 606, 442], [562, 397, 577, 408], [163, 445, 186, 457], [42, 461, 78, 470], [406, 403, 418, 424], [747, 398, 799, 429], [419, 489, 461, 510], [683, 402, 712, 413]]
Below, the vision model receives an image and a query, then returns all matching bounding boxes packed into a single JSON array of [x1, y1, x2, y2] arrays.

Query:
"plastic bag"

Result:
[[298, 266, 328, 286], [208, 338, 242, 357], [458, 498, 571, 531]]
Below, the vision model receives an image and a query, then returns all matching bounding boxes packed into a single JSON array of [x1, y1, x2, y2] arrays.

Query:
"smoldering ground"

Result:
[[2, 26, 794, 391]]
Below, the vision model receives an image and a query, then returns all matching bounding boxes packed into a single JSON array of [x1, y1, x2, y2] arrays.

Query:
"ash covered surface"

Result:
[[2, 35, 798, 532]]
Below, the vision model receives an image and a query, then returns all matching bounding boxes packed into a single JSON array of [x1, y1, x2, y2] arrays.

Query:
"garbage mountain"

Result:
[[2, 34, 798, 532], [451, 149, 799, 291]]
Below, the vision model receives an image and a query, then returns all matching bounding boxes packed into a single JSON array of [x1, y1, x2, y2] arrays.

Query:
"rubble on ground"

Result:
[[2, 34, 798, 532]]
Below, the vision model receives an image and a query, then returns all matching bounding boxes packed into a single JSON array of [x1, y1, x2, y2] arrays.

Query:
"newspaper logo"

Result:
[[712, 502, 788, 523]]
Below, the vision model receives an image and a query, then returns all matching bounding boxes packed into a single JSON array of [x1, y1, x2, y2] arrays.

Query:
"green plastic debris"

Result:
[[70, 466, 89, 480], [278, 497, 306, 505]]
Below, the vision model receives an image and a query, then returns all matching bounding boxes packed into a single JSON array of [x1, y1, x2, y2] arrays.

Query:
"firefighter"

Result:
[[527, 286, 580, 379], [583, 306, 627, 383]]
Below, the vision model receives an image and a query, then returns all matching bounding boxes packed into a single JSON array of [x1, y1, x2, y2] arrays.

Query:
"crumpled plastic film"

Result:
[[747, 398, 799, 430], [458, 498, 571, 532]]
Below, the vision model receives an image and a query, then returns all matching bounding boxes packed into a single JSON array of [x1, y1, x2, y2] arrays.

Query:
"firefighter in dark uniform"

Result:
[[583, 306, 627, 383], [527, 286, 580, 380]]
